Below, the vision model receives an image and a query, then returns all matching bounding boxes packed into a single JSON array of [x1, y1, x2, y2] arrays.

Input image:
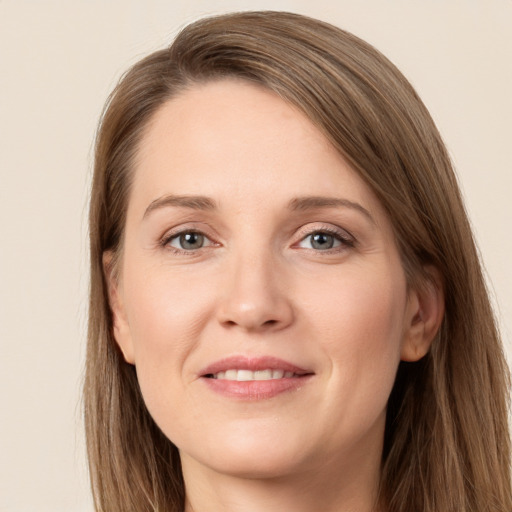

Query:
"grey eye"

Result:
[[299, 232, 342, 250], [170, 232, 206, 250]]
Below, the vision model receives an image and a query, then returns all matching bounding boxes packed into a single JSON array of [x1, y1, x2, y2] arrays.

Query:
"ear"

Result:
[[103, 251, 135, 365], [401, 266, 445, 362]]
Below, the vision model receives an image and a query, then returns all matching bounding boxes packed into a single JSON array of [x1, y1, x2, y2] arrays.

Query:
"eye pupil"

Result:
[[180, 232, 204, 250], [311, 232, 334, 250]]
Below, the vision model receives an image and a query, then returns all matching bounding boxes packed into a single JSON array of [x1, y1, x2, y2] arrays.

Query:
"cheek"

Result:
[[121, 263, 217, 421], [124, 262, 215, 355], [304, 262, 406, 345], [300, 263, 406, 407]]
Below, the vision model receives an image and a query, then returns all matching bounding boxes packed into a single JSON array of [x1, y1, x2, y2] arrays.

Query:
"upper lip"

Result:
[[199, 355, 312, 377]]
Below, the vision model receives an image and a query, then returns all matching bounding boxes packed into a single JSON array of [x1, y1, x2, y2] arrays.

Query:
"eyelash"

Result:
[[159, 225, 355, 255], [160, 229, 217, 255], [295, 225, 355, 252]]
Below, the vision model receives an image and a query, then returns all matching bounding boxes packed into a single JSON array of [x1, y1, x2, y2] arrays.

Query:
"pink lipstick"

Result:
[[199, 355, 314, 400]]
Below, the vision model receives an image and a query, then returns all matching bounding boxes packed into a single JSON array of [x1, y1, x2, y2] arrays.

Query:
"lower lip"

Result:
[[201, 375, 313, 400]]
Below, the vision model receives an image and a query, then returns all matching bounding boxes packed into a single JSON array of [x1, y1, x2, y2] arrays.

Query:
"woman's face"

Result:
[[109, 80, 426, 481]]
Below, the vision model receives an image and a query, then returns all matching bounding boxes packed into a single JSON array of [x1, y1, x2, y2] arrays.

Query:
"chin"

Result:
[[194, 451, 306, 480], [179, 422, 311, 479]]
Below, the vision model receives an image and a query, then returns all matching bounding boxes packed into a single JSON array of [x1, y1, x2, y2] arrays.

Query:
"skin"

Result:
[[107, 80, 442, 512]]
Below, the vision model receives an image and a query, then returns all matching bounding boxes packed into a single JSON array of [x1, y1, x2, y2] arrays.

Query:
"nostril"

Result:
[[217, 298, 294, 331]]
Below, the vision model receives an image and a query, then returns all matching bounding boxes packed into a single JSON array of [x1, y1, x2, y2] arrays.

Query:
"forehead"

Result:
[[129, 79, 385, 221]]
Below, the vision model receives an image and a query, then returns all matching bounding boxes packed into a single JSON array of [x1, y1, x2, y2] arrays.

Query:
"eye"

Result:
[[166, 231, 212, 251], [297, 230, 353, 251]]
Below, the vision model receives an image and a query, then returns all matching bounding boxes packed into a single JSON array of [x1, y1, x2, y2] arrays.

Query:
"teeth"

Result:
[[212, 369, 298, 381], [225, 369, 237, 380], [254, 370, 273, 380], [237, 369, 254, 381], [272, 369, 284, 379]]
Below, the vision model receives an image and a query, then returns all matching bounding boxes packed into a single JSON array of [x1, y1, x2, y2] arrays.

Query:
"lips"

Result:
[[210, 369, 299, 381], [199, 355, 314, 399]]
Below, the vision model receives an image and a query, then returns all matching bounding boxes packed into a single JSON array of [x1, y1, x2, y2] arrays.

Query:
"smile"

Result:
[[199, 356, 314, 399], [208, 369, 300, 380]]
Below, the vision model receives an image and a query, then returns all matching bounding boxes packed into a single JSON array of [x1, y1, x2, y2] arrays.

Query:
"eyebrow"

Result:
[[143, 193, 374, 224], [143, 194, 217, 219], [288, 196, 375, 224]]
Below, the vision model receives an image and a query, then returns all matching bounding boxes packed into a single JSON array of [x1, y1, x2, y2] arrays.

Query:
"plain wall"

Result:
[[1, 1, 511, 511]]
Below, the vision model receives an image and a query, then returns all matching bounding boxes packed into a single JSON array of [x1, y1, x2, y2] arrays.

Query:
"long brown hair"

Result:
[[85, 11, 511, 512]]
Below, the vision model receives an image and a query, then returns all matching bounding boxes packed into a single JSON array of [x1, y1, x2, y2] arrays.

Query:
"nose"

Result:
[[216, 250, 294, 333]]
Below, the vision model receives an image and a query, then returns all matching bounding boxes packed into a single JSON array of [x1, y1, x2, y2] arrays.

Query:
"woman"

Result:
[[84, 11, 511, 512]]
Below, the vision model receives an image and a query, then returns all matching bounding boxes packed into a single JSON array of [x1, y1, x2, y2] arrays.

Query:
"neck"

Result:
[[181, 447, 382, 512]]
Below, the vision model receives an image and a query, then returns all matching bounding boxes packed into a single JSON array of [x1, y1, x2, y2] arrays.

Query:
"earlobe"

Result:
[[401, 266, 445, 362], [103, 251, 136, 365]]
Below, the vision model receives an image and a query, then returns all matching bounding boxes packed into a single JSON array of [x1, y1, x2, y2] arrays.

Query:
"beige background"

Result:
[[1, 1, 510, 511]]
